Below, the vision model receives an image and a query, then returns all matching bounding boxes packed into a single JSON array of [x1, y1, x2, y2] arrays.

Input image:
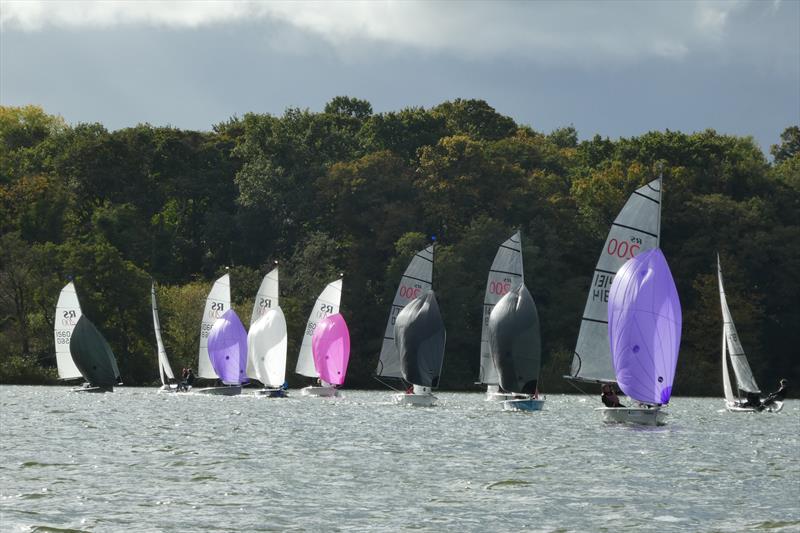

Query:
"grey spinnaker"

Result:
[[489, 284, 541, 394], [394, 290, 446, 388], [69, 315, 120, 387]]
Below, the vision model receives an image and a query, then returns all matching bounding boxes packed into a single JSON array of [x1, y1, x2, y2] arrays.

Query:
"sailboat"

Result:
[[69, 315, 121, 392], [247, 307, 288, 397], [151, 282, 177, 392], [194, 272, 239, 395], [308, 313, 351, 397], [375, 245, 434, 388], [297, 278, 343, 397], [201, 308, 248, 395], [54, 281, 84, 385], [602, 248, 681, 426], [393, 290, 446, 407], [565, 177, 662, 400], [480, 231, 524, 401], [717, 256, 781, 412], [488, 284, 544, 412]]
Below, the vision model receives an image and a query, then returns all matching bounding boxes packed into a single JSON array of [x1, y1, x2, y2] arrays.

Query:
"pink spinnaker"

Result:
[[311, 313, 350, 386]]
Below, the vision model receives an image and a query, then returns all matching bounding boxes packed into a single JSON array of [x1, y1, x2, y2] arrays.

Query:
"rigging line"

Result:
[[565, 377, 597, 400]]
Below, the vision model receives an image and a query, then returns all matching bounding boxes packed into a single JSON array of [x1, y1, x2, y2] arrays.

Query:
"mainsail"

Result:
[[250, 267, 279, 326], [311, 313, 351, 386], [208, 308, 248, 385], [394, 290, 446, 388], [569, 178, 662, 383], [54, 281, 83, 380], [295, 278, 343, 378], [607, 249, 681, 405], [247, 308, 288, 388], [479, 231, 524, 385], [717, 255, 760, 395], [151, 282, 175, 386], [376, 245, 434, 379], [198, 273, 231, 379], [69, 316, 120, 387], [488, 284, 540, 395]]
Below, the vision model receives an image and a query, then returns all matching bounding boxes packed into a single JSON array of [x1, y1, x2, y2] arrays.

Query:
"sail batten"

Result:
[[296, 279, 343, 378]]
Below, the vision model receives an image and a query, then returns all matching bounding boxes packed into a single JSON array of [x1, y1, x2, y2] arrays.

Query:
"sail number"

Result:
[[399, 285, 422, 299], [606, 238, 640, 259], [258, 298, 272, 309], [489, 280, 511, 296], [55, 330, 72, 344], [592, 272, 614, 303], [208, 301, 225, 319]]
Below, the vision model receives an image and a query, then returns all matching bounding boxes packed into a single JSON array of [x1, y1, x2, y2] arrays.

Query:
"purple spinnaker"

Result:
[[208, 309, 248, 385], [311, 313, 350, 386], [608, 248, 681, 405]]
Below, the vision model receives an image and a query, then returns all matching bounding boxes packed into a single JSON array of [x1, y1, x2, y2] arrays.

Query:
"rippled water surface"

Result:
[[1, 386, 798, 532]]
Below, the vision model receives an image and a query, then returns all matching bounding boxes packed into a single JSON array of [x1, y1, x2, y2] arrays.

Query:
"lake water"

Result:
[[0, 387, 798, 532]]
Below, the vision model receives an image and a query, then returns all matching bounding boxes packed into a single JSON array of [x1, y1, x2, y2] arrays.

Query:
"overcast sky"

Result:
[[2, 0, 798, 153]]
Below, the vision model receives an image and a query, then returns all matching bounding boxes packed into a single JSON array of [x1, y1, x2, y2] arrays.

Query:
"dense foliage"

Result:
[[1, 101, 797, 396]]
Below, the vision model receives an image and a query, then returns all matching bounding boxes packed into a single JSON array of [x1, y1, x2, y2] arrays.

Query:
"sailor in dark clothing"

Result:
[[741, 391, 762, 409], [758, 379, 788, 410], [601, 383, 624, 408]]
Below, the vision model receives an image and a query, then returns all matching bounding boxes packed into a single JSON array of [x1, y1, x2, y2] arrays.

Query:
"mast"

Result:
[[656, 162, 663, 249]]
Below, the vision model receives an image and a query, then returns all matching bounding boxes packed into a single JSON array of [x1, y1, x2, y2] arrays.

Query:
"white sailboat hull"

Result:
[[725, 401, 784, 413], [158, 384, 178, 393], [70, 384, 113, 393], [393, 392, 437, 407], [254, 387, 288, 398], [484, 385, 516, 401], [300, 385, 339, 397], [192, 385, 242, 396], [597, 406, 667, 426], [502, 397, 545, 412]]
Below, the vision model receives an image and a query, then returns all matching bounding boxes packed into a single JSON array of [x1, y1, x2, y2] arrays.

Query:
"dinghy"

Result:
[[375, 245, 434, 391], [303, 313, 350, 398], [247, 307, 288, 397], [194, 273, 240, 395], [151, 282, 178, 392], [488, 284, 544, 412], [480, 231, 524, 401], [195, 308, 247, 395], [296, 278, 343, 397], [565, 177, 662, 407], [601, 248, 681, 426], [717, 256, 782, 413], [54, 282, 85, 385], [393, 290, 446, 407], [69, 315, 121, 392]]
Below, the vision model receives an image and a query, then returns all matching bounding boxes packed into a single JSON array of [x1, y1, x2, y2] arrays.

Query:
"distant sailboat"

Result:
[[393, 290, 446, 407], [717, 256, 781, 412], [602, 248, 681, 425], [566, 177, 662, 396], [488, 284, 544, 412], [194, 272, 238, 395], [69, 315, 121, 393], [247, 307, 288, 397], [480, 231, 524, 401], [198, 308, 248, 395], [306, 313, 351, 397], [297, 278, 343, 396], [151, 282, 177, 392], [375, 245, 434, 386], [54, 281, 84, 383]]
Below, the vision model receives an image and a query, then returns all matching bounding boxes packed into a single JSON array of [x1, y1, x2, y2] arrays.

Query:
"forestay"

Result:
[[569, 178, 662, 383], [394, 290, 446, 388], [295, 279, 343, 378], [488, 284, 540, 395], [151, 283, 175, 386], [608, 249, 681, 405], [479, 231, 524, 385], [54, 282, 83, 380], [717, 256, 760, 394], [247, 308, 288, 388], [376, 245, 434, 379], [69, 316, 120, 387], [198, 273, 231, 380]]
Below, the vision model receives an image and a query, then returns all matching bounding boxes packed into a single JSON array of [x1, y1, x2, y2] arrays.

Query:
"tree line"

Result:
[[1, 99, 798, 395]]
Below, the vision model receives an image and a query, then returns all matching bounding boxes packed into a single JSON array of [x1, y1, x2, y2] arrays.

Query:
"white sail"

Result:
[[151, 283, 175, 385], [54, 282, 83, 380], [247, 267, 279, 378], [717, 256, 760, 394], [250, 267, 279, 326], [295, 278, 343, 378], [569, 178, 661, 383], [721, 325, 735, 403], [376, 245, 434, 378], [247, 307, 287, 387], [479, 231, 524, 385], [198, 273, 231, 380]]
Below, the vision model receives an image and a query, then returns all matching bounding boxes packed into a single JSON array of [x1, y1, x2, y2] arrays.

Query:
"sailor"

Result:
[[758, 378, 788, 410], [601, 383, 624, 408], [740, 391, 761, 409]]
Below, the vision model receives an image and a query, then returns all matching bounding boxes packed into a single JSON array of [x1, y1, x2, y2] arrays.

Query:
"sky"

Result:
[[1, 0, 798, 154]]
